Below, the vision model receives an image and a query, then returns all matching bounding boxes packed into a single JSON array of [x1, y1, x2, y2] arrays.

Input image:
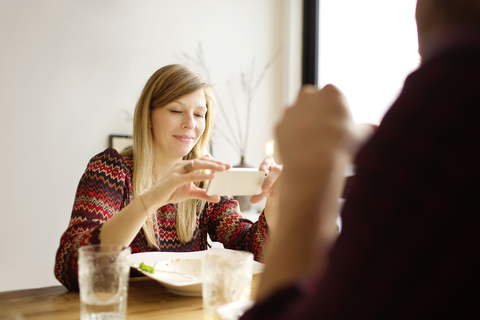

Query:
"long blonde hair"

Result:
[[125, 64, 215, 246]]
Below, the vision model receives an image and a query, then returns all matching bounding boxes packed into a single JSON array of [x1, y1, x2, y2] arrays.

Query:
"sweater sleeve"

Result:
[[54, 148, 129, 291], [206, 197, 269, 262]]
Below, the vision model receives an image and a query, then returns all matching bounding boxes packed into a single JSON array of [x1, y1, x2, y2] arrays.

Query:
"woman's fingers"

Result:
[[261, 164, 283, 192], [259, 154, 283, 193], [249, 191, 268, 204], [172, 172, 216, 185], [182, 160, 195, 173], [176, 157, 231, 173], [250, 170, 281, 204], [195, 157, 232, 171], [247, 156, 283, 204], [258, 156, 275, 172], [188, 187, 221, 203], [267, 179, 279, 198]]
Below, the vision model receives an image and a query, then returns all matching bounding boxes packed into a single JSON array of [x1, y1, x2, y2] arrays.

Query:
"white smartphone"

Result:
[[206, 168, 268, 196]]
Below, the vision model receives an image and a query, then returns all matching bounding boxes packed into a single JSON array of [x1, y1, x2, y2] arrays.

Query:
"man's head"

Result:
[[416, 0, 480, 57]]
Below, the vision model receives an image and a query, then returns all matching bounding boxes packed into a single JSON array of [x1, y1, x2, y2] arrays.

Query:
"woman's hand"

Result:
[[141, 155, 231, 214], [249, 156, 283, 204], [249, 156, 282, 230], [100, 155, 230, 247]]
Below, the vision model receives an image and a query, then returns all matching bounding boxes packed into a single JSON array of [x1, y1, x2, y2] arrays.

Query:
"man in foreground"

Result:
[[243, 0, 480, 318]]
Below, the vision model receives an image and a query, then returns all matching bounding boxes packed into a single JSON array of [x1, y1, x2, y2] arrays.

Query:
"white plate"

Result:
[[130, 249, 264, 296]]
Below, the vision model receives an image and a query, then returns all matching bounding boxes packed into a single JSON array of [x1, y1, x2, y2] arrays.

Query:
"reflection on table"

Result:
[[0, 274, 260, 320]]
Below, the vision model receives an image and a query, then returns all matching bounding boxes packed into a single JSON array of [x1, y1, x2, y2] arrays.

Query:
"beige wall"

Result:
[[0, 0, 302, 291]]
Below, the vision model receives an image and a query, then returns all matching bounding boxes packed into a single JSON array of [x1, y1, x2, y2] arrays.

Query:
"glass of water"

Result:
[[202, 249, 254, 320], [78, 245, 131, 320]]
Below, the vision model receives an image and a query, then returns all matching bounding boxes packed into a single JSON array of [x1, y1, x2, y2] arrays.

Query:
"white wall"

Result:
[[0, 0, 301, 292], [319, 0, 420, 125]]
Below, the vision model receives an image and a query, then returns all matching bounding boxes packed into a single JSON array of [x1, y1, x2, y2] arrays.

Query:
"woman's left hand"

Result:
[[249, 156, 283, 204], [249, 156, 282, 230]]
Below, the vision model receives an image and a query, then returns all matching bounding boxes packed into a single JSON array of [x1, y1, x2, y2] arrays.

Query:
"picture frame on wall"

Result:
[[109, 134, 133, 152]]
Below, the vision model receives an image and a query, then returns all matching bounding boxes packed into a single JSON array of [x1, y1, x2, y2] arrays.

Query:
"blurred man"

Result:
[[242, 0, 480, 318]]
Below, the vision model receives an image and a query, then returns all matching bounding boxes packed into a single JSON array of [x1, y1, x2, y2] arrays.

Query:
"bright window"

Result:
[[319, 0, 420, 124]]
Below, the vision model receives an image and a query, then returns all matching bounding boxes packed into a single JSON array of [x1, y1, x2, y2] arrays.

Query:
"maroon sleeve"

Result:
[[242, 36, 480, 319], [54, 148, 129, 291], [207, 197, 269, 262]]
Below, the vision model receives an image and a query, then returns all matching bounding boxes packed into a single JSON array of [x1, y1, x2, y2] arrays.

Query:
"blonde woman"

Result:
[[54, 64, 281, 291]]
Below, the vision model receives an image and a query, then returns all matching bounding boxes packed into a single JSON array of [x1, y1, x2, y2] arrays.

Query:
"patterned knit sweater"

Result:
[[54, 148, 269, 291]]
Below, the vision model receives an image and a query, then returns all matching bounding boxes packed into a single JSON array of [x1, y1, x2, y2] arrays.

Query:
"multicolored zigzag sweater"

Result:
[[54, 148, 269, 291]]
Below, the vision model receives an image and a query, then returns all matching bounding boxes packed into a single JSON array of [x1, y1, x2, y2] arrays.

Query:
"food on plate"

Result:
[[139, 262, 156, 273]]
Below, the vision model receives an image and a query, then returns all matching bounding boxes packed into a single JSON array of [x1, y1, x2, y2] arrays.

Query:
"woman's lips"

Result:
[[173, 135, 195, 143]]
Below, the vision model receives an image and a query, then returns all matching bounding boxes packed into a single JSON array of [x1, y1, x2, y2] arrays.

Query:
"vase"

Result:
[[233, 156, 253, 212]]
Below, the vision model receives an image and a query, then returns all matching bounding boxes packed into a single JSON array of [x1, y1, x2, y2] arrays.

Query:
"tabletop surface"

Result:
[[0, 275, 261, 320]]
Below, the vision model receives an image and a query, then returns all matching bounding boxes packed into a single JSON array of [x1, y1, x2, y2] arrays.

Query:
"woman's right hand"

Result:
[[99, 156, 230, 247], [140, 155, 231, 214]]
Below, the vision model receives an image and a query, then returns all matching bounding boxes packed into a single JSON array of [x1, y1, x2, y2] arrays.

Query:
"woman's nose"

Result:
[[182, 114, 195, 129]]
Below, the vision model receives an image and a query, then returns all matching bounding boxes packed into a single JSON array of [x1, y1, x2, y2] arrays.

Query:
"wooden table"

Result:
[[0, 275, 260, 320]]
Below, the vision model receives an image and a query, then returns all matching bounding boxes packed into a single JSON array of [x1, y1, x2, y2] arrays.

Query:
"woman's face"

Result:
[[151, 89, 207, 161]]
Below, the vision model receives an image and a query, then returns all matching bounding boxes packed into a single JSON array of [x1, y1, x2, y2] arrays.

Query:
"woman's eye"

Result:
[[195, 114, 205, 118], [170, 110, 182, 114]]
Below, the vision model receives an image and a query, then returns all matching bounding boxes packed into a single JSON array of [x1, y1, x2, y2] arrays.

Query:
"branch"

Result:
[[179, 43, 243, 152], [242, 49, 281, 154], [177, 44, 282, 160], [227, 80, 245, 150], [213, 127, 242, 158], [252, 48, 282, 98]]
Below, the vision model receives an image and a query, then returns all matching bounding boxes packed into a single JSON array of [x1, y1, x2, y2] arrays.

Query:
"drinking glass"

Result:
[[202, 249, 254, 320], [78, 245, 131, 320]]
